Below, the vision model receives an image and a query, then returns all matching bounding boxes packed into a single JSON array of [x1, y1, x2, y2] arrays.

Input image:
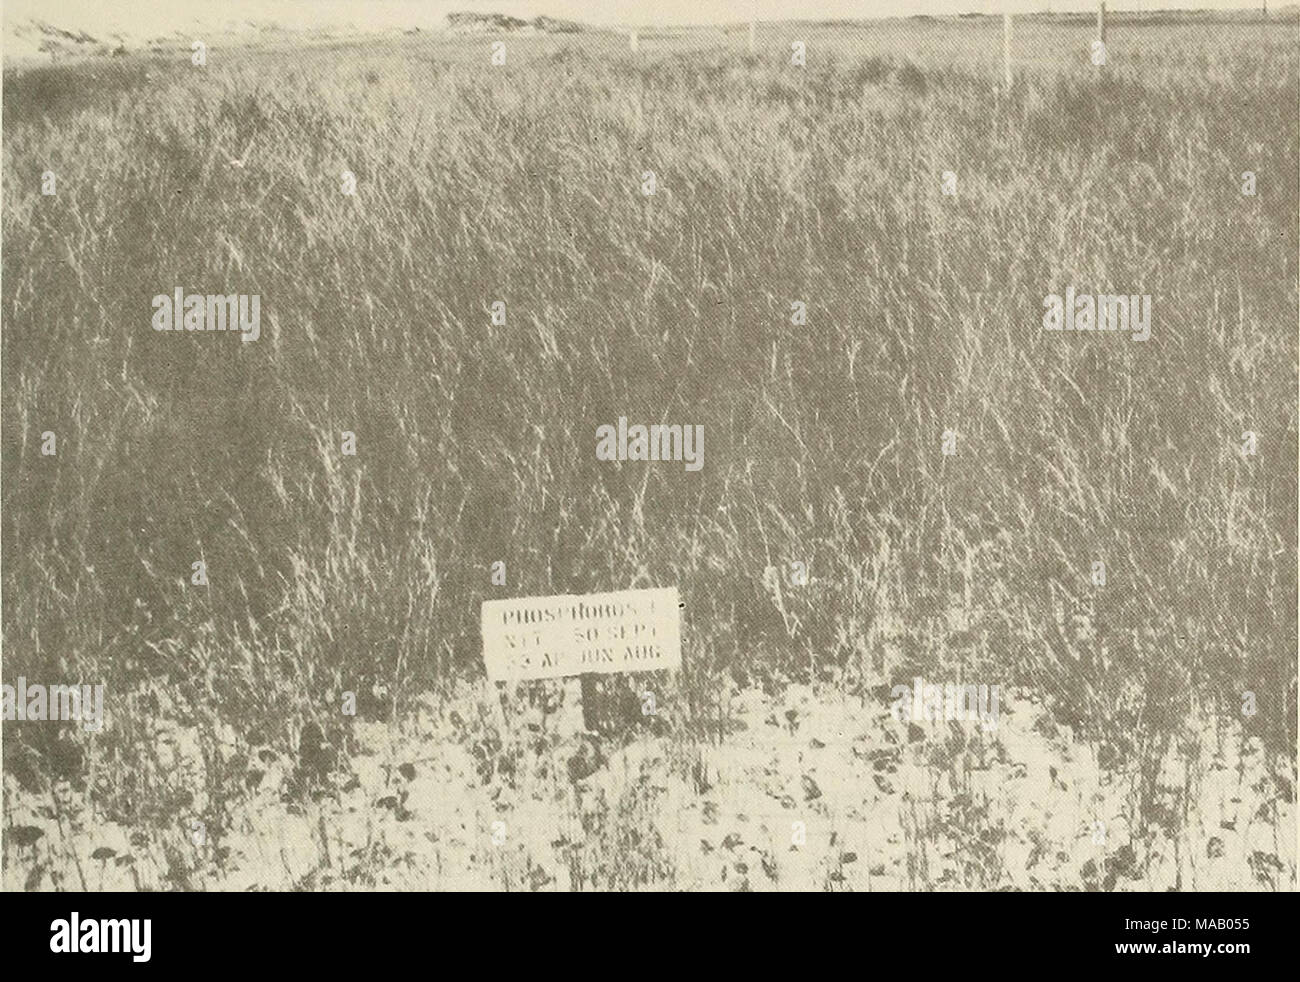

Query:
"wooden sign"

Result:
[[481, 587, 681, 683]]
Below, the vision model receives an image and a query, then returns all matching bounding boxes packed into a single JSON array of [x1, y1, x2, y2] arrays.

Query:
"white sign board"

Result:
[[481, 587, 681, 683]]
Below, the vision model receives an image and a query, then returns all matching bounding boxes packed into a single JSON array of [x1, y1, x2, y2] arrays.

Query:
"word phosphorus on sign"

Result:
[[481, 587, 681, 683]]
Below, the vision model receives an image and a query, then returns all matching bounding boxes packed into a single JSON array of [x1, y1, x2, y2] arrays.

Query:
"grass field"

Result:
[[2, 14, 1297, 891]]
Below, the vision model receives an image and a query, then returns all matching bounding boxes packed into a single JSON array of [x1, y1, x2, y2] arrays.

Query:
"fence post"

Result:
[[749, 0, 757, 54], [1097, 2, 1108, 72], [1003, 13, 1013, 90], [630, 29, 638, 54]]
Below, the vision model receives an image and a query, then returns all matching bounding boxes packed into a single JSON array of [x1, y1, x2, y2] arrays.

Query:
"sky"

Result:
[[3, 0, 1277, 39]]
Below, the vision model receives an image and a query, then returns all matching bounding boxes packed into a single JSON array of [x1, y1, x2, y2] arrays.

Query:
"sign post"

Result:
[[1097, 2, 1107, 72]]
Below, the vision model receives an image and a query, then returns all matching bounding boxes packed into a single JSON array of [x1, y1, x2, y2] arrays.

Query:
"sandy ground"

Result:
[[4, 680, 1292, 892]]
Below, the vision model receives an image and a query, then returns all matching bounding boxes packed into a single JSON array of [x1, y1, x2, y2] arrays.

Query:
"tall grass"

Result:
[[3, 25, 1296, 874]]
